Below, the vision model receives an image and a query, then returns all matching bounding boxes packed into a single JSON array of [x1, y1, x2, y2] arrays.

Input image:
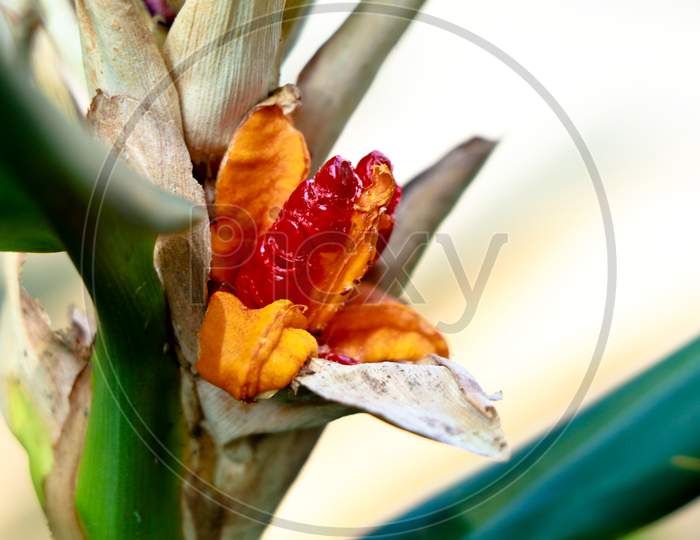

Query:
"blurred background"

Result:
[[1, 0, 699, 538]]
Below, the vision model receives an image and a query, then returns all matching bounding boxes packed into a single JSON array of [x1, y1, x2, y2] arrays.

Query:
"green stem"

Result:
[[74, 234, 184, 540]]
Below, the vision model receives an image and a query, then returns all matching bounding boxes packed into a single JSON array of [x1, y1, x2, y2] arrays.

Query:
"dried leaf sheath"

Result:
[[0, 254, 91, 538], [76, 0, 181, 126], [163, 0, 285, 165]]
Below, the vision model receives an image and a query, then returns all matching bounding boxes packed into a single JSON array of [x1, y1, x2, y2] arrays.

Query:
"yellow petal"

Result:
[[197, 291, 317, 400]]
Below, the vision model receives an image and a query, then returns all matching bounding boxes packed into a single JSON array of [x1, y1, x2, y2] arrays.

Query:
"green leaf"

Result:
[[73, 228, 184, 540], [368, 336, 700, 539], [0, 63, 193, 538], [6, 382, 54, 506], [0, 163, 62, 252]]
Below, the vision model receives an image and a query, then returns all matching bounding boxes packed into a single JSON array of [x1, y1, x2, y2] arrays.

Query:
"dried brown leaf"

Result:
[[296, 358, 508, 457], [0, 254, 91, 539], [0, 254, 89, 443], [76, 0, 180, 124]]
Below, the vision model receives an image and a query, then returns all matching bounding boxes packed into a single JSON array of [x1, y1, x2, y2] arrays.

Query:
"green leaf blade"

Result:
[[0, 64, 203, 242], [0, 164, 62, 252], [368, 336, 700, 540]]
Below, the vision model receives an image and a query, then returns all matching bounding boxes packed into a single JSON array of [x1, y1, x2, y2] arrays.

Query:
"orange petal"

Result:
[[321, 297, 449, 363], [197, 291, 317, 400], [211, 87, 310, 285]]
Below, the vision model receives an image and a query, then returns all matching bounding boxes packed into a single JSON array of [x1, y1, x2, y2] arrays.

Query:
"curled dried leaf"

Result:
[[296, 358, 508, 457], [196, 291, 317, 400], [420, 355, 503, 418]]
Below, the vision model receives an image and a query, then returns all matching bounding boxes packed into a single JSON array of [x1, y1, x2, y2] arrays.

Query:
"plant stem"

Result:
[[74, 234, 185, 540]]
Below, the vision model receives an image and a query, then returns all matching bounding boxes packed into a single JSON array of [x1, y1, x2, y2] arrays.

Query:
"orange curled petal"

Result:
[[211, 88, 310, 285], [196, 291, 317, 400], [321, 302, 449, 363], [306, 153, 398, 327]]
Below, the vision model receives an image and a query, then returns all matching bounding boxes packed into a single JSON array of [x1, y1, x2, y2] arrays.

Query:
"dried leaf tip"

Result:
[[295, 0, 427, 171], [371, 136, 498, 293]]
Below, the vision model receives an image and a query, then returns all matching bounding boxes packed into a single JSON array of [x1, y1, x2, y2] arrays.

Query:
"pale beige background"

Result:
[[1, 0, 699, 538]]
